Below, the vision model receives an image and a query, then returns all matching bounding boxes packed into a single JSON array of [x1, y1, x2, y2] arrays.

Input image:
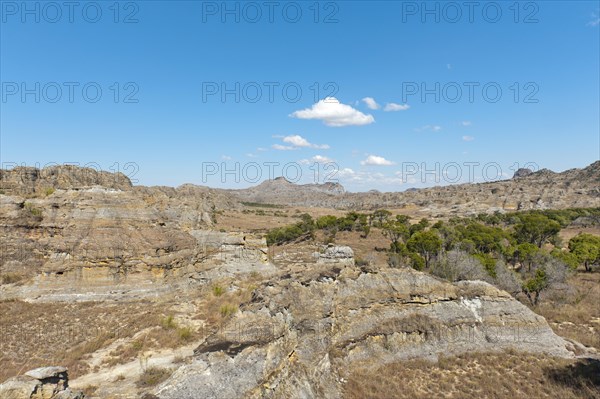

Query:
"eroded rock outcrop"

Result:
[[0, 367, 83, 399], [155, 267, 578, 399]]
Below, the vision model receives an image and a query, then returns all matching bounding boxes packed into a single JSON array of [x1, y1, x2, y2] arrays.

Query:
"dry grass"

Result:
[[0, 300, 163, 380], [344, 351, 600, 399], [136, 366, 172, 387], [536, 271, 600, 350]]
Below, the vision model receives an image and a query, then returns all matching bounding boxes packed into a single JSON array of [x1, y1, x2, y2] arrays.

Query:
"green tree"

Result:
[[515, 243, 539, 271], [407, 231, 442, 268], [522, 268, 548, 306], [382, 219, 410, 249], [371, 209, 392, 226], [550, 249, 580, 270], [568, 233, 600, 272], [409, 218, 430, 236], [513, 214, 561, 248]]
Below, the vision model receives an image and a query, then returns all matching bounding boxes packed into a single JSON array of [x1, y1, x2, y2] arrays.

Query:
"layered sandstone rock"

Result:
[[155, 267, 578, 399], [0, 367, 83, 399]]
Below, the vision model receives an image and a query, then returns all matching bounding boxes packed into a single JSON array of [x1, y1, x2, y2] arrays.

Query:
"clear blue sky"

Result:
[[1, 1, 599, 191]]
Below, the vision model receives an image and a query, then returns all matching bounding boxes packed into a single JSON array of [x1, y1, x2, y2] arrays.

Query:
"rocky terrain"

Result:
[[231, 162, 600, 215], [0, 163, 599, 398]]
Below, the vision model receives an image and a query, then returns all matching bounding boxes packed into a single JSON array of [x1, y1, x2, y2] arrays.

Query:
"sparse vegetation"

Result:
[[219, 304, 238, 317], [345, 352, 600, 399], [212, 285, 225, 297], [137, 366, 172, 387]]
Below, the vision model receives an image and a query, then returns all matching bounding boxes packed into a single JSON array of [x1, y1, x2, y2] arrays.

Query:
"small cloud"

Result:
[[246, 153, 258, 158], [461, 121, 472, 126], [447, 64, 452, 69], [384, 103, 410, 112], [272, 144, 297, 151], [362, 97, 381, 110], [221, 155, 232, 160], [290, 97, 375, 127], [282, 135, 329, 149], [257, 147, 268, 152], [462, 135, 475, 142], [588, 11, 600, 26], [415, 125, 442, 132], [360, 155, 396, 166], [272, 135, 329, 151], [300, 155, 335, 165]]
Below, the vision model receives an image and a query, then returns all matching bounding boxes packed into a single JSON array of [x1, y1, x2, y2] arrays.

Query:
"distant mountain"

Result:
[[230, 177, 345, 204], [229, 161, 600, 215]]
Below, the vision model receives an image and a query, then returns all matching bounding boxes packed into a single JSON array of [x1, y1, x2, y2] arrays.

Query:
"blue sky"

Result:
[[1, 1, 599, 191]]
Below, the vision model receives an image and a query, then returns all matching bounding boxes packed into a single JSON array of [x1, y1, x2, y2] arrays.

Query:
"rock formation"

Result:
[[0, 367, 83, 399], [155, 267, 580, 399]]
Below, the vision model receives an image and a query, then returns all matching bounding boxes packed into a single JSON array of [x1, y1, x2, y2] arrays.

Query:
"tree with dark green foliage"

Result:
[[409, 252, 426, 271], [409, 218, 430, 236], [550, 249, 580, 270], [522, 268, 548, 306], [513, 214, 561, 248], [407, 230, 442, 268], [455, 223, 510, 254], [382, 218, 410, 250], [568, 233, 600, 272], [515, 242, 539, 271]]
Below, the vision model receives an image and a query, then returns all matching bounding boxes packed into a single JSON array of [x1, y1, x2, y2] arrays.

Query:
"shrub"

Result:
[[137, 367, 172, 387], [161, 315, 176, 330], [409, 252, 425, 271], [212, 285, 224, 297], [177, 327, 193, 341], [430, 250, 489, 282], [473, 253, 497, 278], [219, 304, 237, 317], [44, 187, 55, 196]]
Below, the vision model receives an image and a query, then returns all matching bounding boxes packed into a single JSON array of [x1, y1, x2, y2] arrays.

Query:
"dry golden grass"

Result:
[[536, 272, 600, 350], [0, 300, 164, 380], [344, 352, 600, 399]]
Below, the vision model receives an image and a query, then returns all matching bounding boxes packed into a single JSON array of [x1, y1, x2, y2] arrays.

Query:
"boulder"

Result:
[[0, 367, 83, 399]]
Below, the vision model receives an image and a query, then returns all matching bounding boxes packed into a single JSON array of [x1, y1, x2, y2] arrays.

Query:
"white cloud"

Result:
[[461, 121, 472, 126], [282, 135, 329, 149], [384, 103, 410, 112], [588, 12, 600, 26], [360, 155, 396, 166], [300, 155, 335, 165], [271, 144, 297, 151], [257, 147, 268, 152], [462, 135, 475, 142], [246, 153, 258, 158], [221, 155, 232, 160], [415, 125, 442, 132], [290, 97, 375, 127], [362, 97, 381, 110]]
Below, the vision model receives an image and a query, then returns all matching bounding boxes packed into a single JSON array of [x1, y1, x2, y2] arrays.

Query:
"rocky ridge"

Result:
[[231, 161, 600, 213]]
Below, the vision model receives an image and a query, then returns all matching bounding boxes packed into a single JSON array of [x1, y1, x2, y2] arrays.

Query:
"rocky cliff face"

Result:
[[0, 167, 249, 302], [155, 264, 579, 399]]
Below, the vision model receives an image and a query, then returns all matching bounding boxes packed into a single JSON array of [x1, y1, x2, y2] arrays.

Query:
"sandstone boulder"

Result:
[[0, 367, 83, 399]]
